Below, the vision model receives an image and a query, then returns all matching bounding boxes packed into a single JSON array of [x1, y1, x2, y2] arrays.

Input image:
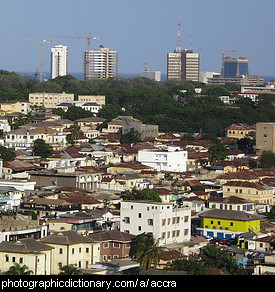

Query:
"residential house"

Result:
[[0, 214, 48, 243], [3, 160, 42, 180], [115, 172, 144, 190], [254, 234, 275, 253], [0, 117, 11, 133], [20, 196, 79, 219], [104, 116, 159, 138], [216, 172, 260, 184], [39, 230, 101, 274], [207, 196, 256, 214], [120, 200, 191, 247], [29, 167, 102, 191], [0, 186, 24, 212], [107, 161, 153, 175], [0, 100, 22, 115], [29, 92, 74, 108], [80, 102, 101, 116], [0, 238, 54, 275], [87, 230, 136, 262], [197, 209, 263, 240], [222, 181, 274, 206], [78, 95, 106, 107], [226, 123, 256, 140]]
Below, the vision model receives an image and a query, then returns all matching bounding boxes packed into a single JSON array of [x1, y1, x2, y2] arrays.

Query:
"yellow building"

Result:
[[226, 123, 255, 140], [0, 238, 53, 275], [40, 230, 100, 275], [0, 101, 22, 114], [29, 92, 74, 109], [222, 181, 273, 205], [197, 209, 263, 240]]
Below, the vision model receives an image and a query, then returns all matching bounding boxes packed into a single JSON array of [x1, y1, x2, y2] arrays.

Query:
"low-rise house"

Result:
[[0, 186, 24, 212], [216, 171, 260, 184], [107, 161, 153, 175], [87, 230, 136, 262], [222, 181, 274, 206], [226, 123, 256, 140], [3, 160, 42, 180], [80, 102, 101, 116], [39, 230, 100, 274], [0, 238, 54, 275], [115, 172, 144, 190], [207, 196, 256, 214], [0, 214, 48, 243], [197, 209, 263, 240], [29, 168, 102, 191], [254, 234, 275, 253]]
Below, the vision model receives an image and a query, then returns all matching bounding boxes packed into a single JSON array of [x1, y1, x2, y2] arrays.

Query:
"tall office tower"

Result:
[[167, 24, 200, 81], [51, 45, 68, 79], [84, 46, 118, 80], [222, 57, 249, 78]]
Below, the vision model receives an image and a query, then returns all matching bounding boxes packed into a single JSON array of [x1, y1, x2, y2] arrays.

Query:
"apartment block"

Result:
[[120, 200, 191, 246], [138, 145, 188, 172], [255, 122, 275, 155], [29, 92, 74, 108]]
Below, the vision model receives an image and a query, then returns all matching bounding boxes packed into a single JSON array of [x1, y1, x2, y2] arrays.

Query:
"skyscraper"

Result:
[[51, 45, 68, 79], [167, 49, 200, 81], [167, 24, 200, 81], [84, 46, 118, 80], [222, 57, 249, 78]]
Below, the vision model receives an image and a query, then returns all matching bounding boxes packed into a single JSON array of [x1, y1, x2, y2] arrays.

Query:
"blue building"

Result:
[[223, 57, 249, 78]]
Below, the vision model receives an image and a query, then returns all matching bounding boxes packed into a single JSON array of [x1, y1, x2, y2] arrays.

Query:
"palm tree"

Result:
[[135, 233, 160, 270], [200, 245, 225, 269], [58, 264, 81, 275], [69, 121, 84, 145], [4, 263, 33, 275]]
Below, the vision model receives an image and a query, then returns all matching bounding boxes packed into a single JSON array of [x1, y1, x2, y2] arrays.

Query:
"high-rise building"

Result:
[[167, 49, 200, 81], [222, 57, 249, 78], [84, 46, 118, 80], [167, 24, 200, 81], [51, 45, 68, 79], [142, 64, 161, 81]]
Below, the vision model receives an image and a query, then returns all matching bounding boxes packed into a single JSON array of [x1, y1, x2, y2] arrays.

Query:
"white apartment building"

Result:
[[120, 201, 191, 246], [51, 45, 68, 79], [138, 146, 188, 173]]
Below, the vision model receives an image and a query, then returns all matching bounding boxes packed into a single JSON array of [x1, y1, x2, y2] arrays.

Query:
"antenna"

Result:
[[176, 23, 182, 52]]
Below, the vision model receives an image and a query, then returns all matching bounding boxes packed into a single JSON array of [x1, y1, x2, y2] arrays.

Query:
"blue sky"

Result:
[[0, 0, 274, 77]]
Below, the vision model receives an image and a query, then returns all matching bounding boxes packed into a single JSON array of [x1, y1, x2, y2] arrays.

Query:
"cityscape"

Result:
[[0, 0, 274, 280]]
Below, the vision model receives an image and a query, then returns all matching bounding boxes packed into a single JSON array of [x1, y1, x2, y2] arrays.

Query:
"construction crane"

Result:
[[193, 47, 237, 76], [7, 38, 53, 82], [54, 32, 99, 52]]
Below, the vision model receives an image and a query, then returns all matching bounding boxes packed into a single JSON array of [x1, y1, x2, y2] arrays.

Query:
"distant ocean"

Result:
[[20, 72, 275, 84]]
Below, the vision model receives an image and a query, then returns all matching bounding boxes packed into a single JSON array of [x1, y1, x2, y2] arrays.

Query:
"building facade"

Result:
[[29, 92, 74, 109], [138, 146, 188, 173], [120, 200, 191, 246], [51, 45, 68, 79], [255, 122, 275, 155], [84, 46, 118, 80], [222, 57, 249, 78], [167, 49, 200, 82]]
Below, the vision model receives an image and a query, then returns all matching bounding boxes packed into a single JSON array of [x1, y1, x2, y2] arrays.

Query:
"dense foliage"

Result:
[[0, 71, 274, 136]]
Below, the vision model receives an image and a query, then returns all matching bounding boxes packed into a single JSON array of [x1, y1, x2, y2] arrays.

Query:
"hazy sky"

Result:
[[1, 0, 274, 77]]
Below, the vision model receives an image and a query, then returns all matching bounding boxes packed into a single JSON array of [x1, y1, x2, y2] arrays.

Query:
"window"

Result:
[[148, 219, 153, 226], [113, 242, 120, 248], [59, 248, 63, 255], [138, 213, 142, 218], [103, 242, 109, 249]]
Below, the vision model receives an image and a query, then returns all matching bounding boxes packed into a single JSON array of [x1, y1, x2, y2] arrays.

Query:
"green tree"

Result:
[[135, 233, 160, 270], [33, 139, 53, 159], [4, 263, 33, 275], [58, 264, 81, 275], [260, 151, 275, 168], [208, 143, 228, 166], [124, 188, 162, 203], [68, 121, 84, 145], [120, 130, 142, 145], [200, 245, 226, 269], [172, 258, 206, 275], [0, 145, 16, 161]]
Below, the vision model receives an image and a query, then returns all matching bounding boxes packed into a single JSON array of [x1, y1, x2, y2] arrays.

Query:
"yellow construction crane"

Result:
[[7, 38, 53, 82]]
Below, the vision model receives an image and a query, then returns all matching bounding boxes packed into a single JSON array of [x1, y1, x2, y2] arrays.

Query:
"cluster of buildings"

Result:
[[0, 91, 274, 274]]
